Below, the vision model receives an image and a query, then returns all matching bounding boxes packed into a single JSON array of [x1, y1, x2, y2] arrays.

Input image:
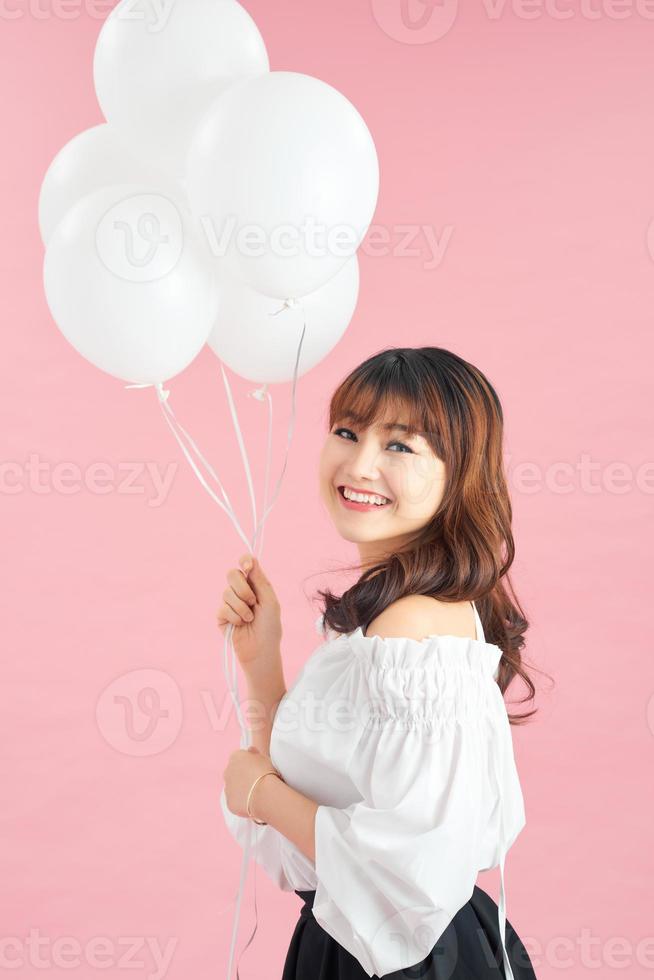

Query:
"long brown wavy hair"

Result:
[[315, 346, 551, 725]]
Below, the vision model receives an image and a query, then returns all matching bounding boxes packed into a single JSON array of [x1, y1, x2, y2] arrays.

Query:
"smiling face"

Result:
[[318, 407, 447, 569]]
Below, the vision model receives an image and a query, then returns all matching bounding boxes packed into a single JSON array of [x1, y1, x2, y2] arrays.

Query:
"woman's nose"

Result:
[[345, 446, 383, 481]]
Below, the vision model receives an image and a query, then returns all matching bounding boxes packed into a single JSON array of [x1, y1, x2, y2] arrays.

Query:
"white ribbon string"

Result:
[[498, 852, 514, 980], [490, 726, 515, 980], [125, 296, 307, 980], [218, 359, 259, 552]]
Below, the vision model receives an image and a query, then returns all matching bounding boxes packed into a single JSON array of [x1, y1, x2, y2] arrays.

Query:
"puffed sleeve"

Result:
[[219, 785, 316, 892], [311, 632, 526, 979]]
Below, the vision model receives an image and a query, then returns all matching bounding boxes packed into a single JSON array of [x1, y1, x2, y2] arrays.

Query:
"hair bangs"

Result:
[[329, 378, 429, 440]]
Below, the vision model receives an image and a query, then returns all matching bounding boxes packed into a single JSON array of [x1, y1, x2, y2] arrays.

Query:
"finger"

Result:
[[216, 608, 240, 630], [247, 555, 269, 585], [216, 602, 250, 629], [239, 555, 271, 604], [238, 554, 263, 604], [216, 616, 240, 634], [227, 566, 257, 607], [221, 591, 254, 624]]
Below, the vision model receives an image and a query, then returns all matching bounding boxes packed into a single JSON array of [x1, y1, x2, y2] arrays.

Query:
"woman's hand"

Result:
[[224, 745, 279, 819], [216, 554, 283, 678]]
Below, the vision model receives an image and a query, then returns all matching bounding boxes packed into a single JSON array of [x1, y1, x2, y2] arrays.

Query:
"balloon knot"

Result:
[[249, 384, 268, 402], [124, 381, 169, 402], [269, 297, 300, 317]]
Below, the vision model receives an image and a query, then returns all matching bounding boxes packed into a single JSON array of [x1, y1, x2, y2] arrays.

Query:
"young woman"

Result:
[[219, 347, 541, 979]]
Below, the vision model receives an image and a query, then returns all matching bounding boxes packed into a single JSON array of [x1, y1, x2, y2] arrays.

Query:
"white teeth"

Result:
[[342, 488, 390, 505]]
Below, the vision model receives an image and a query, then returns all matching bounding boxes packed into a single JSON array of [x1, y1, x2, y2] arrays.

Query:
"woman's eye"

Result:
[[332, 427, 413, 454]]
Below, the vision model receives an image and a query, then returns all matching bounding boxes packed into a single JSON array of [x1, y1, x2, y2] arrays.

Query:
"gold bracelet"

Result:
[[246, 769, 282, 825]]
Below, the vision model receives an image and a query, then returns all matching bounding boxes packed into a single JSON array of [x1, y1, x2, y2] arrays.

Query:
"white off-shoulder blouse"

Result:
[[220, 602, 527, 979]]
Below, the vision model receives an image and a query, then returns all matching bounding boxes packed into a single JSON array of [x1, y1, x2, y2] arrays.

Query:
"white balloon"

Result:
[[38, 123, 184, 246], [43, 184, 219, 385], [93, 0, 269, 179], [207, 254, 360, 384], [186, 71, 379, 300]]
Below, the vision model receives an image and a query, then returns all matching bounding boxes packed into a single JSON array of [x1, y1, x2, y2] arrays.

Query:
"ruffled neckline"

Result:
[[315, 615, 502, 679]]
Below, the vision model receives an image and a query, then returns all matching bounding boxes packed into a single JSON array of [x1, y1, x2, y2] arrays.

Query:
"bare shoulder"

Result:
[[365, 594, 477, 642]]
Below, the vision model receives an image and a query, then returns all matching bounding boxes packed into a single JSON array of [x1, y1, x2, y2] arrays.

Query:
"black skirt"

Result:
[[282, 886, 537, 979]]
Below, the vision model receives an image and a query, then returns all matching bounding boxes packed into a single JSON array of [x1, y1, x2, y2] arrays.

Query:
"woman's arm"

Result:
[[248, 769, 318, 864], [244, 658, 287, 756]]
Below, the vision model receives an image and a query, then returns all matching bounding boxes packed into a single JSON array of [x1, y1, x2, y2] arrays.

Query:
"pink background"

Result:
[[2, 2, 653, 978]]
